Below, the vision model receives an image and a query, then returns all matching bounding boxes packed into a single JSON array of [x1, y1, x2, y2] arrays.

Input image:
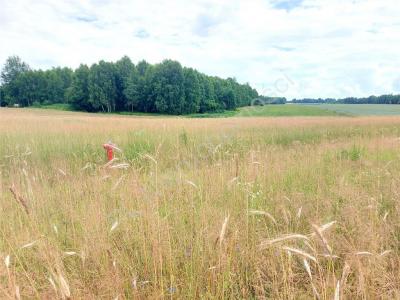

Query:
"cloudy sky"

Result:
[[1, 0, 399, 99]]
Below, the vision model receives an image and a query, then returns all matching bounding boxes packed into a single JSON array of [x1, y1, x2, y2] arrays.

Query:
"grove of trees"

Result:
[[0, 56, 259, 114]]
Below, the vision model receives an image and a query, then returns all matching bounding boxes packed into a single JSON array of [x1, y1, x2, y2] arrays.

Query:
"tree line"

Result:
[[0, 56, 259, 114], [292, 94, 400, 104], [253, 95, 286, 105]]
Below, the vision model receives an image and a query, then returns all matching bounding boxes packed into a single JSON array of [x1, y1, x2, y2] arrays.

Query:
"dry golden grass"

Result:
[[1, 108, 400, 298]]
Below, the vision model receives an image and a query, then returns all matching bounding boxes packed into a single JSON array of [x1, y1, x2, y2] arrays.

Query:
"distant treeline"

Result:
[[0, 56, 259, 114], [292, 94, 400, 104], [253, 95, 286, 105]]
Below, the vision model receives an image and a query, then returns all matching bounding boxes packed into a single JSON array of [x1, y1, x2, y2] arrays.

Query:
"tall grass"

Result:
[[1, 108, 400, 298]]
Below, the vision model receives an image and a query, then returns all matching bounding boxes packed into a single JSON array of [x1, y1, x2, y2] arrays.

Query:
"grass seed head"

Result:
[[259, 234, 310, 249], [248, 210, 277, 225], [217, 214, 230, 246], [20, 240, 38, 249], [58, 273, 71, 299], [311, 224, 333, 254], [110, 220, 119, 232], [282, 246, 317, 262], [4, 255, 10, 268]]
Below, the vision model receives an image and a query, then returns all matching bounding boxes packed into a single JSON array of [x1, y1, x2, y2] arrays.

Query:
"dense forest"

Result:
[[0, 56, 259, 114], [292, 94, 400, 104]]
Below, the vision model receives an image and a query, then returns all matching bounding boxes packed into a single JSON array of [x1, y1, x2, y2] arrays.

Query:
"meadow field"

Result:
[[32, 103, 400, 118], [309, 104, 400, 116], [2, 108, 400, 299], [234, 104, 400, 117]]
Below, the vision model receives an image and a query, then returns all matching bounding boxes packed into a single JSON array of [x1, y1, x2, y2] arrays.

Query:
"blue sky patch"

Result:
[[272, 0, 304, 11]]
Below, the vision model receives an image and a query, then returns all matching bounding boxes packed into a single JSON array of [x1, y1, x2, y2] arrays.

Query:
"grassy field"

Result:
[[30, 103, 400, 117], [2, 108, 400, 298], [235, 105, 344, 117], [235, 104, 400, 117], [187, 105, 341, 118], [30, 103, 345, 118], [311, 104, 400, 116]]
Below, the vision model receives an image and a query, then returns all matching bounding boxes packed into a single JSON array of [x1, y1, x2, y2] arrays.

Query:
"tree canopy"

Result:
[[0, 55, 259, 114]]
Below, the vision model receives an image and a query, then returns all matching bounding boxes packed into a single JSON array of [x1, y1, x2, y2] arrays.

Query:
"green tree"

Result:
[[70, 64, 90, 111], [0, 86, 5, 106], [198, 74, 218, 112], [45, 69, 64, 104], [124, 68, 140, 112], [1, 56, 30, 105], [14, 71, 38, 106], [152, 60, 185, 114], [224, 78, 237, 110], [182, 67, 201, 114], [136, 60, 150, 76], [114, 56, 135, 110], [57, 67, 73, 103], [139, 64, 156, 112], [1, 56, 30, 85], [133, 60, 155, 112], [88, 61, 117, 112]]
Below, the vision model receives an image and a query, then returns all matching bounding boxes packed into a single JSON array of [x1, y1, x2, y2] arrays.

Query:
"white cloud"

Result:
[[0, 0, 399, 99]]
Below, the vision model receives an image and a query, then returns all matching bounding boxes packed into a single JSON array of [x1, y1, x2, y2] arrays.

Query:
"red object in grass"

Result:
[[103, 143, 114, 161]]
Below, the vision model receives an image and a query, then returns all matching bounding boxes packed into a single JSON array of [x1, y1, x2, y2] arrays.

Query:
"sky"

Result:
[[1, 0, 399, 100]]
